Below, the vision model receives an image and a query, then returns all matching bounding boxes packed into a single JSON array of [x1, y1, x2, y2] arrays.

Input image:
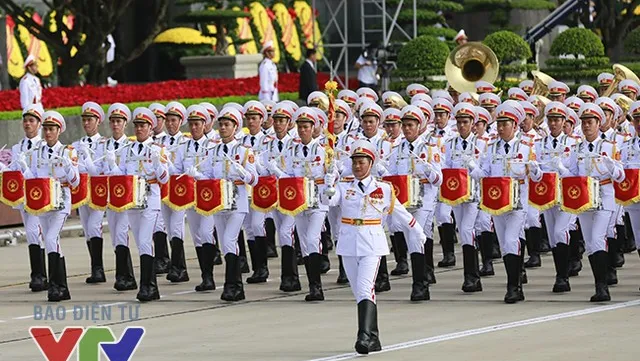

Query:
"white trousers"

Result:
[[412, 208, 434, 240], [524, 205, 541, 229], [577, 210, 612, 256], [243, 209, 266, 240], [435, 202, 453, 226], [213, 212, 246, 255], [607, 205, 624, 238], [474, 210, 493, 234], [127, 209, 161, 256], [492, 210, 526, 256], [186, 209, 214, 246], [294, 210, 326, 256], [452, 203, 479, 246], [541, 207, 573, 248], [20, 209, 43, 246], [328, 206, 342, 240], [106, 210, 130, 248], [78, 205, 104, 239], [342, 256, 380, 303], [161, 205, 185, 240], [626, 207, 640, 247], [38, 211, 68, 255], [273, 210, 296, 247], [153, 208, 166, 233]]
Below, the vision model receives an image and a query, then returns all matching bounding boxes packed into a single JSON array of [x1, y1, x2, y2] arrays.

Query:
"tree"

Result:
[[174, 0, 249, 56], [0, 0, 169, 86], [585, 0, 640, 59]]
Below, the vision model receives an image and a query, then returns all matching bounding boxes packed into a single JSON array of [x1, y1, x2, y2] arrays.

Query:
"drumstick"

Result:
[[176, 159, 205, 180], [90, 143, 135, 163]]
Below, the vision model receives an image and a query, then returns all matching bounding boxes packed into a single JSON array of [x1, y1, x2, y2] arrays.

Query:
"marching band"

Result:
[[4, 53, 640, 354]]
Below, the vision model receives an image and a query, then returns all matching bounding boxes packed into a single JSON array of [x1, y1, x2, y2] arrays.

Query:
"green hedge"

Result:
[[624, 27, 640, 57], [418, 26, 459, 39], [545, 57, 610, 68], [398, 9, 444, 24], [464, 0, 555, 11], [550, 28, 605, 57], [483, 30, 532, 64], [397, 36, 450, 71]]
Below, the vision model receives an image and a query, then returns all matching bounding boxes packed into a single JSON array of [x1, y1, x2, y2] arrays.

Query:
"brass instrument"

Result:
[[445, 42, 499, 94], [529, 94, 551, 126], [530, 70, 555, 97], [602, 64, 640, 97], [613, 94, 633, 113]]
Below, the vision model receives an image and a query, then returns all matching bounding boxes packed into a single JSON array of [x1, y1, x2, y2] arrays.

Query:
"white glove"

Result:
[[106, 150, 117, 168], [268, 159, 285, 177], [324, 172, 336, 188], [151, 150, 162, 168], [422, 161, 435, 178], [0, 162, 6, 172], [18, 153, 29, 171], [77, 143, 90, 159], [462, 155, 477, 171], [374, 162, 387, 176], [231, 162, 248, 180], [528, 160, 541, 176], [61, 157, 73, 171], [186, 166, 201, 179], [549, 157, 566, 174], [602, 156, 617, 173]]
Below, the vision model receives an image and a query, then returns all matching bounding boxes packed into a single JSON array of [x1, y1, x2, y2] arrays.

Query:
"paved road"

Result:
[[0, 231, 638, 361]]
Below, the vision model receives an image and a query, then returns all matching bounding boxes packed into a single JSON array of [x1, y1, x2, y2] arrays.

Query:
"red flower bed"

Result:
[[0, 72, 334, 111]]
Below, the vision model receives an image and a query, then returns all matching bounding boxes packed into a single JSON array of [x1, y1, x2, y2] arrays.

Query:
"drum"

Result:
[[24, 178, 65, 215], [1, 170, 25, 206], [163, 174, 196, 211], [440, 168, 477, 206], [251, 175, 278, 212], [108, 175, 148, 212], [382, 175, 423, 211], [195, 179, 235, 216], [560, 176, 602, 214], [479, 177, 520, 216], [277, 177, 317, 216], [614, 168, 640, 206]]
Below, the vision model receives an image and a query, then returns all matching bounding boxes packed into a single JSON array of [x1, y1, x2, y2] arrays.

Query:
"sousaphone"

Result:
[[603, 64, 640, 97], [530, 70, 555, 97], [445, 42, 499, 94]]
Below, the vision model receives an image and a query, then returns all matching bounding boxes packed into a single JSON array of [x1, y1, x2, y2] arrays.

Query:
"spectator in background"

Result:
[[299, 48, 318, 105], [454, 30, 468, 46], [259, 41, 279, 102], [355, 45, 379, 91], [19, 55, 42, 109]]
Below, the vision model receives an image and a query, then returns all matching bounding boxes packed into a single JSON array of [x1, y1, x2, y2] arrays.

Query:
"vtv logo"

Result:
[[29, 326, 145, 361]]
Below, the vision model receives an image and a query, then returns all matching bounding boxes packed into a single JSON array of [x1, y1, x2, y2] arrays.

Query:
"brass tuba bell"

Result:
[[602, 64, 640, 97], [445, 42, 499, 94], [613, 94, 633, 114], [530, 70, 555, 97]]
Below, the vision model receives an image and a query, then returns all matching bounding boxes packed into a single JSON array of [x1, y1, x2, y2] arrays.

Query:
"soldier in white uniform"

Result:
[[160, 102, 190, 283], [19, 55, 43, 109], [260, 103, 302, 291], [565, 103, 625, 302], [19, 111, 80, 302], [81, 103, 138, 292], [240, 101, 271, 283], [200, 107, 258, 301], [443, 103, 487, 292], [201, 102, 219, 141], [321, 140, 426, 355], [621, 102, 640, 278], [105, 107, 170, 302], [258, 41, 279, 101], [533, 102, 579, 293], [73, 102, 107, 284], [179, 105, 217, 292], [149, 103, 171, 273], [4, 104, 46, 291], [268, 107, 329, 301], [469, 103, 543, 304]]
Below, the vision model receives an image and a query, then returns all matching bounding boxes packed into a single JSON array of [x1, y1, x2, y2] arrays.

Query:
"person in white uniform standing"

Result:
[[19, 55, 43, 109], [321, 140, 425, 355], [259, 41, 279, 101]]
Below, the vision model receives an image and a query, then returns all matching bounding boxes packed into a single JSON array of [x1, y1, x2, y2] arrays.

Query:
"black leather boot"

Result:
[[47, 252, 61, 302], [28, 244, 47, 292], [40, 248, 48, 287], [390, 232, 409, 275], [622, 213, 636, 253], [221, 253, 245, 301], [195, 244, 216, 292], [137, 254, 160, 302], [337, 255, 349, 284], [524, 228, 542, 268], [355, 300, 382, 354], [552, 244, 570, 293], [114, 245, 137, 291], [238, 231, 250, 273], [589, 251, 611, 302], [57, 256, 71, 301], [304, 253, 325, 301], [614, 225, 626, 267], [424, 238, 436, 284], [479, 231, 495, 276], [213, 242, 223, 265], [410, 252, 430, 301], [437, 224, 456, 267], [247, 237, 269, 283], [503, 254, 524, 304], [265, 218, 278, 258], [461, 245, 482, 292], [85, 237, 106, 283], [539, 216, 551, 253], [519, 238, 528, 284], [167, 237, 189, 282], [374, 256, 391, 292], [606, 238, 618, 285], [568, 230, 583, 277], [279, 245, 301, 292], [490, 231, 502, 259], [153, 231, 170, 274], [294, 230, 304, 265], [320, 229, 331, 274]]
